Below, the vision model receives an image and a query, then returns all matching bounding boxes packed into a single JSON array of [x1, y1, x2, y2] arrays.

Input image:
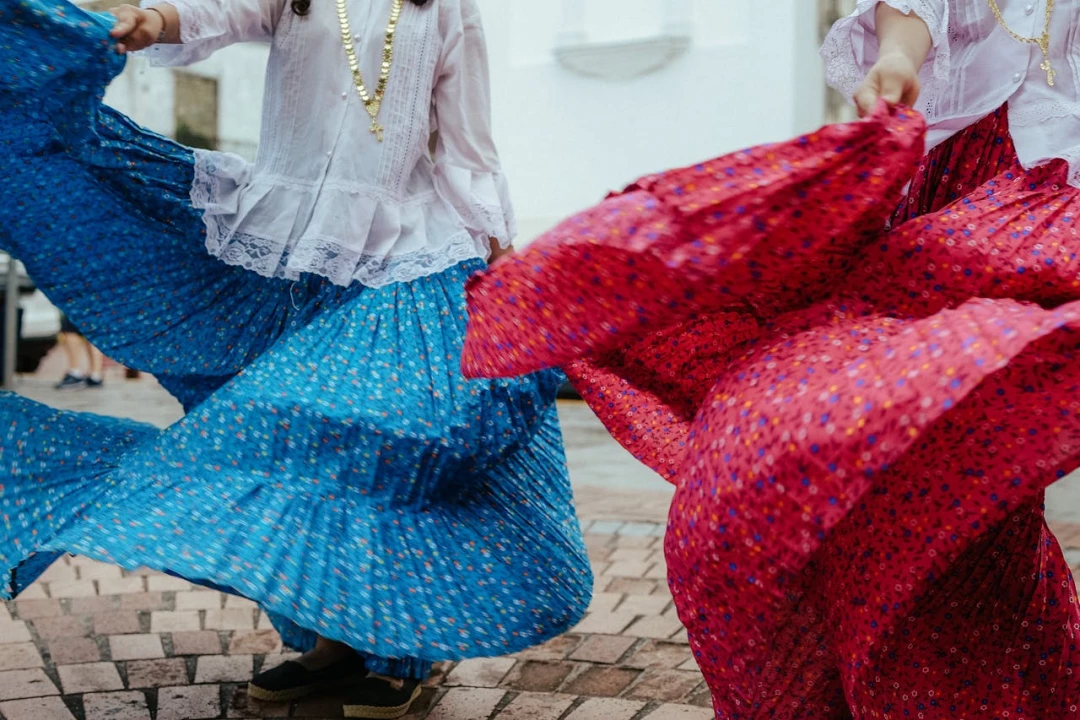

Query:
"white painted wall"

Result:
[[104, 0, 827, 243]]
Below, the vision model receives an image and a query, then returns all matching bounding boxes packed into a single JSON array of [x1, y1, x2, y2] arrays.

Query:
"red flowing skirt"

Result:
[[470, 107, 1080, 718]]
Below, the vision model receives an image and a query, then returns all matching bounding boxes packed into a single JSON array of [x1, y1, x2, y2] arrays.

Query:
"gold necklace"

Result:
[[986, 0, 1056, 86], [336, 0, 404, 142]]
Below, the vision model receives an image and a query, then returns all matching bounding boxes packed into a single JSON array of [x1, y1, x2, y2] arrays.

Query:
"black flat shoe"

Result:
[[248, 653, 367, 703], [342, 677, 422, 719]]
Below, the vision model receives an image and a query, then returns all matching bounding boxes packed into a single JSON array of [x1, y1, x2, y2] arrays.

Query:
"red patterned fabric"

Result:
[[464, 106, 1080, 718], [462, 103, 925, 378]]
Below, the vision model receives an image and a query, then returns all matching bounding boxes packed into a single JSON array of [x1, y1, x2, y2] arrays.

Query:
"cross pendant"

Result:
[[1041, 62, 1058, 87], [370, 120, 385, 142], [1041, 59, 1056, 87]]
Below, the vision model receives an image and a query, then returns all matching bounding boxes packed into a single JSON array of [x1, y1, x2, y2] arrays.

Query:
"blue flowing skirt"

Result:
[[0, 0, 591, 676]]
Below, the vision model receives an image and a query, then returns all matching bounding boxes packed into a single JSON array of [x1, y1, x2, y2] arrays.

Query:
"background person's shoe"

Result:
[[54, 373, 85, 390]]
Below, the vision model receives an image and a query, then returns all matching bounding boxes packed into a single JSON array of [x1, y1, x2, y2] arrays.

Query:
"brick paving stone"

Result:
[[97, 577, 147, 596], [255, 611, 275, 631], [445, 657, 516, 688], [57, 663, 125, 694], [591, 562, 613, 578], [500, 660, 576, 692], [15, 599, 63, 620], [194, 654, 254, 683], [604, 578, 659, 595], [616, 594, 672, 617], [0, 620, 33, 645], [646, 562, 668, 581], [0, 669, 59, 700], [48, 637, 103, 665], [623, 615, 685, 640], [145, 575, 191, 593], [0, 604, 10, 621], [46, 580, 98, 599], [586, 546, 612, 564], [119, 593, 166, 612], [564, 697, 646, 720], [0, 643, 44, 671], [644, 704, 714, 720], [426, 687, 505, 720], [0, 696, 76, 720], [175, 591, 223, 611], [609, 549, 653, 563], [605, 561, 654, 579], [583, 536, 613, 552], [39, 562, 79, 584], [625, 670, 704, 703], [678, 658, 701, 672], [204, 609, 256, 631], [82, 691, 152, 720], [109, 634, 165, 661], [14, 585, 48, 600], [74, 559, 124, 582], [93, 612, 142, 636], [150, 611, 201, 634], [589, 521, 625, 535], [683, 684, 714, 708], [621, 522, 661, 537], [1054, 523, 1080, 547], [667, 630, 691, 645], [69, 596, 121, 616], [612, 535, 658, 549], [157, 685, 220, 720], [572, 611, 637, 636], [564, 666, 641, 697], [569, 635, 637, 665], [172, 631, 224, 656], [228, 629, 283, 655], [224, 595, 258, 610], [624, 641, 695, 670], [586, 593, 623, 613], [33, 616, 89, 640], [125, 658, 189, 688], [491, 691, 575, 720], [512, 634, 582, 662]]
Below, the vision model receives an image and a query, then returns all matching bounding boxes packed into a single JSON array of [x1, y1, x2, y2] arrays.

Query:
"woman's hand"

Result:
[[852, 5, 932, 117], [109, 4, 165, 53], [488, 240, 515, 266], [853, 52, 922, 117]]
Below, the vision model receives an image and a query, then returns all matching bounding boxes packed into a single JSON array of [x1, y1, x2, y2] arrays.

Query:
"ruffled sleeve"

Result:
[[139, 0, 286, 67], [431, 0, 516, 250], [820, 1, 950, 106]]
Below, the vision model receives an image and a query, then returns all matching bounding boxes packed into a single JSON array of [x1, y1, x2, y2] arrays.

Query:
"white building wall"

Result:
[[104, 1, 828, 243]]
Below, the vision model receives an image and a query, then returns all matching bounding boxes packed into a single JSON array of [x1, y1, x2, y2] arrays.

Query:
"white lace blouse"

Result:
[[822, 0, 1080, 187], [143, 0, 514, 287]]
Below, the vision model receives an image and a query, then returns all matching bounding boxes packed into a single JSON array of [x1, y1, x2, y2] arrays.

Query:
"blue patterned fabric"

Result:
[[0, 0, 591, 676]]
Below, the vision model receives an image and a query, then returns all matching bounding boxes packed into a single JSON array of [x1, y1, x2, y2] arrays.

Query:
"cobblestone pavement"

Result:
[[1, 360, 1077, 720]]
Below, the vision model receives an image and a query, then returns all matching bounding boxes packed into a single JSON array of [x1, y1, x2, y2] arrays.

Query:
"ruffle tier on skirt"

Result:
[[463, 106, 1080, 718], [0, 0, 591, 675]]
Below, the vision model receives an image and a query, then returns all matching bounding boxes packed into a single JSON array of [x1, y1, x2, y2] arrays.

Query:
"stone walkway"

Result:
[[1, 362, 1077, 720]]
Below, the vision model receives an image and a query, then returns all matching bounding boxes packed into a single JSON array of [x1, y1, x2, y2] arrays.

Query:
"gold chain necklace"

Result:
[[336, 0, 404, 142], [986, 0, 1056, 86]]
